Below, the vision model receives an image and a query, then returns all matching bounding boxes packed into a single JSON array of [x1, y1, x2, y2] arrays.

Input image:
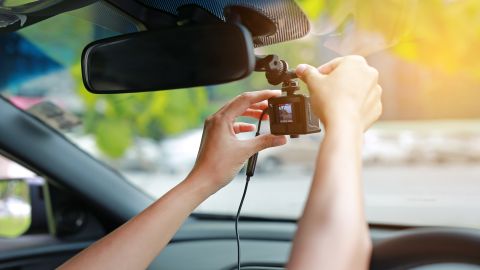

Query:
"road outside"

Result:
[[125, 163, 480, 229]]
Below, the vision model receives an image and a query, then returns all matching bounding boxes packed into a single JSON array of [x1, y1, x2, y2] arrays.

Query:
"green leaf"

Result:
[[94, 118, 132, 158]]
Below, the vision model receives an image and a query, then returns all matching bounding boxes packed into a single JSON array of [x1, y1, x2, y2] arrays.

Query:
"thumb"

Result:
[[296, 64, 324, 87], [250, 134, 287, 153]]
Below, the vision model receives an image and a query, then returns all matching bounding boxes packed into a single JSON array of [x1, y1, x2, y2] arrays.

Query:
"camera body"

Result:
[[255, 54, 321, 138], [268, 80, 321, 137]]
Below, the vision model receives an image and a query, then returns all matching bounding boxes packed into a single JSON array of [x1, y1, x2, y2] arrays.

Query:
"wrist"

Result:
[[324, 115, 363, 135], [184, 167, 221, 197]]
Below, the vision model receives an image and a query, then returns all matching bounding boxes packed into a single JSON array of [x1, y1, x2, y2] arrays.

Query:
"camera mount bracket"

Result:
[[281, 79, 300, 96], [255, 54, 298, 86]]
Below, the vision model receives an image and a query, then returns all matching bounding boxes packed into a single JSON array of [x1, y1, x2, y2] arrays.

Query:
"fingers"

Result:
[[233, 122, 256, 134], [221, 90, 281, 120], [295, 64, 324, 88], [362, 84, 382, 107], [317, 57, 344, 74], [370, 84, 383, 121], [249, 100, 269, 110], [241, 109, 269, 120], [241, 100, 270, 119], [362, 84, 383, 131], [248, 134, 287, 153], [364, 101, 383, 131], [299, 55, 367, 76]]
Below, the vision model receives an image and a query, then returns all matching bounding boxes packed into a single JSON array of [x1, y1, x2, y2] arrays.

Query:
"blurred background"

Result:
[[1, 0, 480, 237]]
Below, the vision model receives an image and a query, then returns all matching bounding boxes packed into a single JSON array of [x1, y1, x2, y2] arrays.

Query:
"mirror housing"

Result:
[[82, 23, 255, 93]]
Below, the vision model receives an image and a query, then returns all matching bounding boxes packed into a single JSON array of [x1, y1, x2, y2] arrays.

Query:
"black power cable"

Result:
[[235, 175, 251, 270], [235, 109, 268, 270]]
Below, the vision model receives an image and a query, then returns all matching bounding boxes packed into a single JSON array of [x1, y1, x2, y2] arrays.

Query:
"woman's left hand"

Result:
[[189, 90, 287, 193]]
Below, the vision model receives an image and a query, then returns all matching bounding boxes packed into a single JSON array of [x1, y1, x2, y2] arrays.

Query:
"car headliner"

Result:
[[0, 0, 310, 47]]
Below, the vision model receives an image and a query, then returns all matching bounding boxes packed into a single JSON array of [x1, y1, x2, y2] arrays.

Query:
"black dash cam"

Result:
[[268, 80, 321, 137], [255, 54, 321, 138]]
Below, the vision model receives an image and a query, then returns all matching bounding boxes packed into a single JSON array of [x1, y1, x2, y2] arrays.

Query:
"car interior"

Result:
[[1, 1, 480, 269]]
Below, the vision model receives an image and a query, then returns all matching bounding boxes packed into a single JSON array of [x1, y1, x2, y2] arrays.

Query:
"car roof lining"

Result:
[[1, 0, 310, 47], [134, 0, 310, 47]]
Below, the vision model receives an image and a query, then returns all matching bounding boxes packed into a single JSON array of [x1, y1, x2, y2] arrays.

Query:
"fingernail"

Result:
[[296, 64, 308, 76], [274, 136, 286, 145]]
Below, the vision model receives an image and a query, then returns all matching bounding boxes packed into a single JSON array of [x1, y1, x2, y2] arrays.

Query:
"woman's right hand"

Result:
[[295, 55, 382, 131]]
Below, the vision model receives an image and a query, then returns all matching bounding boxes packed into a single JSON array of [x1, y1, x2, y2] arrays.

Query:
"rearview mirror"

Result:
[[82, 23, 255, 93]]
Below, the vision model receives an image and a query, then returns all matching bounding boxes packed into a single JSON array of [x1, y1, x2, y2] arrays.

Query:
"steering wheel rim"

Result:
[[370, 227, 480, 270]]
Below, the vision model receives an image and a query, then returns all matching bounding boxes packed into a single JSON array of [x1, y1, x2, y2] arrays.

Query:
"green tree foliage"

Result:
[[19, 14, 94, 67], [72, 64, 209, 158]]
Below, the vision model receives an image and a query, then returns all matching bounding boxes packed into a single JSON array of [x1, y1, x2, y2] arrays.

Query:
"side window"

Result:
[[0, 154, 45, 238]]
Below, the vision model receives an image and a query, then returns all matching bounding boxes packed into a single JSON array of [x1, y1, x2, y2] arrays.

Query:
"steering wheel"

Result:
[[371, 227, 480, 269]]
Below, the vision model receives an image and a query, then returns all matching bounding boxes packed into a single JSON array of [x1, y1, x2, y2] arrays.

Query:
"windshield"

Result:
[[1, 0, 480, 229]]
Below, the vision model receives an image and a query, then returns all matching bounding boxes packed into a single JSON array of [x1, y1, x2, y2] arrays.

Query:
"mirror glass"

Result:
[[82, 23, 255, 93]]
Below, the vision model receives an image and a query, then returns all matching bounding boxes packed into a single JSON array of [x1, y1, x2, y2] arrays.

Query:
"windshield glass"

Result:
[[1, 0, 480, 229]]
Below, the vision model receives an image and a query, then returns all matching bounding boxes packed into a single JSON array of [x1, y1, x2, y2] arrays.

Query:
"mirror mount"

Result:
[[254, 54, 297, 86], [225, 6, 276, 40], [176, 5, 223, 26]]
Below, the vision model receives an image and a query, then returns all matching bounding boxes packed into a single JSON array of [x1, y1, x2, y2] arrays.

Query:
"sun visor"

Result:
[[137, 0, 310, 47]]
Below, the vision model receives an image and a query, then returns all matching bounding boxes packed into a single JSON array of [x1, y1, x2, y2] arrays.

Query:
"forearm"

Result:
[[59, 171, 215, 270], [288, 122, 371, 270]]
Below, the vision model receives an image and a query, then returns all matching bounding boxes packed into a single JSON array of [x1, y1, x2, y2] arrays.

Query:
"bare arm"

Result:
[[288, 122, 369, 270], [59, 90, 287, 270], [288, 56, 382, 270], [58, 173, 215, 270]]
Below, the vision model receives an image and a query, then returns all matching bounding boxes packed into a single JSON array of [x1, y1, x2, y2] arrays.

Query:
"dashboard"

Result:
[[150, 220, 480, 270]]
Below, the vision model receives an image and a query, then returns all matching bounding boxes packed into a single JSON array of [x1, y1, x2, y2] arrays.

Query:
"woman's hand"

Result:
[[296, 55, 382, 131], [189, 90, 287, 193]]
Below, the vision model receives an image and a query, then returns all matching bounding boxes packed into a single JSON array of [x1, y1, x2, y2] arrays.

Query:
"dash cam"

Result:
[[268, 80, 320, 137], [255, 55, 321, 138]]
